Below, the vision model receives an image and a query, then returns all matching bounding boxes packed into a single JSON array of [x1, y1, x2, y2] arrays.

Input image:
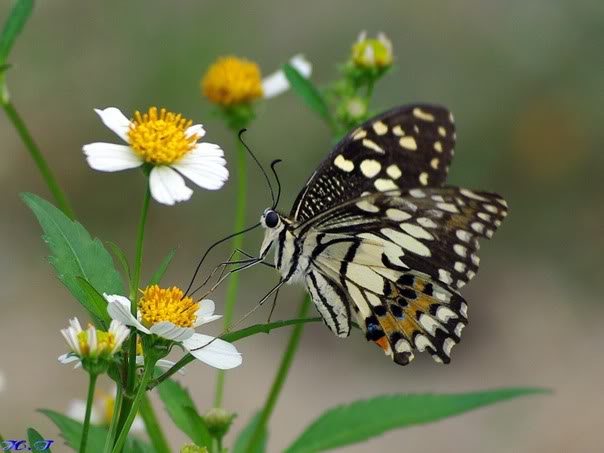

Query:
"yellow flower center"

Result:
[[76, 329, 116, 357], [202, 56, 263, 106], [127, 107, 199, 165], [138, 285, 198, 328]]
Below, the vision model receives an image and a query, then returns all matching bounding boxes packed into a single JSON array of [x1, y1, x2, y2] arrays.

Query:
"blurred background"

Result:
[[1, 1, 603, 451]]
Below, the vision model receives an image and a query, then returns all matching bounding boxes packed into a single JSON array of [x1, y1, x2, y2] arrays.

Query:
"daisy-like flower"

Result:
[[59, 319, 129, 368], [67, 386, 144, 433], [351, 31, 393, 69], [202, 54, 312, 106], [83, 107, 228, 205], [106, 285, 242, 370]]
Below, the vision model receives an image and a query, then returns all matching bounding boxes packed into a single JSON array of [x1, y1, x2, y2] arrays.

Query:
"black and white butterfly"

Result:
[[254, 104, 508, 365]]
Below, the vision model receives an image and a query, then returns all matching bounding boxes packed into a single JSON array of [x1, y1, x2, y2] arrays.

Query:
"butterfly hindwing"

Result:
[[291, 104, 456, 223]]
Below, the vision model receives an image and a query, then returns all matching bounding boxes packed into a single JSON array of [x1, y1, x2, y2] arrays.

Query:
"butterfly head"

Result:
[[259, 208, 286, 258]]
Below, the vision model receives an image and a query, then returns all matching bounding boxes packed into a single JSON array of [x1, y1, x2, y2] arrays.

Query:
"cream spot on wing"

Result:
[[436, 306, 457, 323], [360, 159, 382, 178], [399, 136, 417, 150], [334, 154, 354, 172], [395, 339, 412, 353], [443, 338, 455, 356], [419, 172, 429, 186], [381, 228, 431, 257], [438, 126, 446, 137], [460, 189, 487, 201], [437, 202, 458, 213], [438, 269, 453, 284], [434, 141, 443, 152], [467, 270, 476, 280], [484, 204, 498, 214], [386, 209, 412, 221], [417, 217, 437, 228], [449, 112, 455, 123], [430, 158, 439, 169], [356, 200, 379, 213], [431, 195, 445, 202], [409, 189, 426, 198], [419, 314, 440, 336], [456, 230, 472, 242], [454, 244, 467, 257], [374, 178, 398, 191], [352, 129, 367, 140], [454, 261, 466, 273], [392, 125, 405, 136], [386, 164, 402, 179], [460, 302, 468, 317], [413, 107, 435, 122], [477, 212, 491, 222], [372, 121, 388, 135], [400, 223, 433, 240], [414, 334, 435, 352], [471, 254, 480, 265], [455, 322, 464, 337], [471, 222, 485, 233], [363, 139, 384, 153]]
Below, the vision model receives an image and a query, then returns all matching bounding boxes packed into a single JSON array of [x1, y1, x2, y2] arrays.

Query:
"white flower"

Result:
[[262, 54, 313, 98], [66, 386, 144, 433], [105, 287, 242, 370], [83, 107, 228, 205], [59, 318, 129, 361]]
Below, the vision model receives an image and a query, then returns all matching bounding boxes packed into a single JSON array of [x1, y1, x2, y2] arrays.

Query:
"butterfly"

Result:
[[257, 104, 508, 365]]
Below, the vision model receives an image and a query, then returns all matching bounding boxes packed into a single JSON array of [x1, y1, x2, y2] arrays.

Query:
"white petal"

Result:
[[185, 124, 206, 139], [94, 107, 132, 142], [83, 143, 143, 172], [105, 294, 150, 334], [131, 415, 145, 433], [172, 144, 228, 191], [149, 321, 194, 342], [193, 300, 222, 327], [58, 353, 79, 364], [183, 334, 242, 370], [262, 54, 313, 99], [149, 166, 193, 205], [183, 142, 225, 160], [357, 30, 367, 42]]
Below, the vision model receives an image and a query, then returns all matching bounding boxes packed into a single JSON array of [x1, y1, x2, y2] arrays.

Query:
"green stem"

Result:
[[246, 296, 310, 452], [214, 137, 248, 407], [80, 373, 98, 453], [102, 384, 123, 453], [119, 181, 151, 435], [112, 357, 157, 453], [0, 96, 75, 219], [139, 394, 171, 453]]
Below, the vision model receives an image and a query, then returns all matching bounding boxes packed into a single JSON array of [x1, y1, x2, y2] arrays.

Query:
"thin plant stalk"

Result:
[[1, 97, 75, 219], [214, 138, 248, 407], [80, 373, 98, 453], [102, 384, 123, 453], [246, 296, 311, 451], [112, 357, 157, 453], [139, 394, 171, 453]]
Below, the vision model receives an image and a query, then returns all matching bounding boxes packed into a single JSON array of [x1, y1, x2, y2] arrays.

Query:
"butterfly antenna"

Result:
[[183, 222, 261, 297], [270, 159, 283, 209], [239, 129, 275, 208]]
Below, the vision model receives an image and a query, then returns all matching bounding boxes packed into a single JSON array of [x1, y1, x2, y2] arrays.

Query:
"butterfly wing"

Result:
[[290, 104, 456, 223], [295, 187, 508, 365]]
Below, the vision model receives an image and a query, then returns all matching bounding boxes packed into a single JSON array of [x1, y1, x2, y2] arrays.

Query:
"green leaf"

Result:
[[22, 193, 124, 321], [27, 428, 52, 453], [285, 388, 550, 453], [232, 412, 267, 453], [107, 241, 132, 291], [148, 248, 176, 286], [0, 0, 34, 64], [222, 317, 322, 343], [158, 379, 211, 448], [283, 63, 331, 123], [76, 277, 111, 328], [41, 409, 152, 453]]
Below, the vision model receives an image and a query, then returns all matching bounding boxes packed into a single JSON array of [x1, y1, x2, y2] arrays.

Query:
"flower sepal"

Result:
[[216, 103, 257, 132], [203, 407, 236, 440], [80, 356, 112, 376]]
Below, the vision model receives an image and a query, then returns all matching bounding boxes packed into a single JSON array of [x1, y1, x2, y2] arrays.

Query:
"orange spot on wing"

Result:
[[375, 336, 390, 351]]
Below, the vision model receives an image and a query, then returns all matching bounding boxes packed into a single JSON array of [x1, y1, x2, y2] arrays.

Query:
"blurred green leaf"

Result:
[[0, 0, 34, 64], [283, 63, 331, 123], [232, 412, 266, 453], [158, 379, 211, 448], [76, 277, 111, 328], [285, 388, 549, 453], [148, 248, 176, 286], [22, 193, 124, 321], [41, 409, 152, 453], [27, 428, 52, 453], [107, 241, 132, 292]]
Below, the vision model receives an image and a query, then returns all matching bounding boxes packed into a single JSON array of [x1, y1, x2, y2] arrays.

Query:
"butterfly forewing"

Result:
[[291, 104, 456, 223]]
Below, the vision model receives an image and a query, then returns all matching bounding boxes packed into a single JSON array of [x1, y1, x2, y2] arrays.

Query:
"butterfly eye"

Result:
[[265, 210, 280, 228]]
